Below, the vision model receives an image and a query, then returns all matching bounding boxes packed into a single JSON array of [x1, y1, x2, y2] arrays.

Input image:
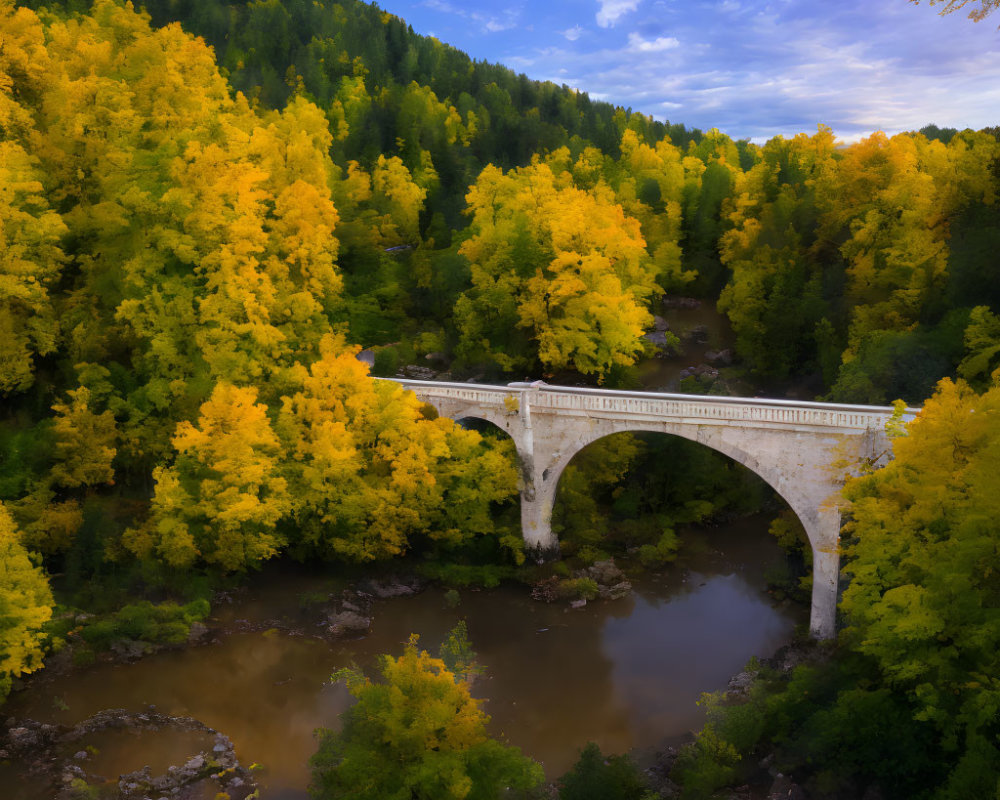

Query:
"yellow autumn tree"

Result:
[[49, 387, 118, 489], [277, 336, 519, 562], [815, 130, 999, 355], [0, 502, 54, 702], [0, 141, 67, 395], [15, 0, 345, 466], [125, 383, 291, 571], [455, 160, 657, 376]]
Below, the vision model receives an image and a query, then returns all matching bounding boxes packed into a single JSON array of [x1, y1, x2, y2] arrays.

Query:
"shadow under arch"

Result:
[[548, 429, 788, 558], [530, 420, 843, 639], [542, 424, 831, 560], [543, 423, 828, 549]]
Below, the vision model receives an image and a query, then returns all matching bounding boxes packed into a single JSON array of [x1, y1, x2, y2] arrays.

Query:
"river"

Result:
[[4, 516, 803, 799]]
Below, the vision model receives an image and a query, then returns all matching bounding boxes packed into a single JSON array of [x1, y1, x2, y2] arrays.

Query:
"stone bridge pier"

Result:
[[388, 379, 914, 640]]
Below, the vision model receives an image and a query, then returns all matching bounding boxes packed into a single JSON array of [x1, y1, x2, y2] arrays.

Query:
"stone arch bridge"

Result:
[[385, 379, 916, 639]]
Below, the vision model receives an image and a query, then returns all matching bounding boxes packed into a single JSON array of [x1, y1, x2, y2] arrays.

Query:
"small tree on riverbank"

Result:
[[0, 502, 54, 702], [310, 634, 543, 800]]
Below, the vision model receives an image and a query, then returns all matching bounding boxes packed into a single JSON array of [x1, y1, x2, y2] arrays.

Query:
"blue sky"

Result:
[[374, 0, 999, 143]]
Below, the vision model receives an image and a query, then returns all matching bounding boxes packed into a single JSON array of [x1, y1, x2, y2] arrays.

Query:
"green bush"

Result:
[[76, 599, 210, 651], [637, 529, 679, 567], [671, 724, 742, 800], [558, 742, 654, 800], [418, 562, 516, 588], [556, 577, 599, 601], [372, 346, 400, 377]]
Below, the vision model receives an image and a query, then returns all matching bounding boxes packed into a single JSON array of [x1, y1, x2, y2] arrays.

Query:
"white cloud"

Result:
[[627, 32, 680, 52], [485, 18, 516, 32], [596, 0, 640, 28], [422, 0, 518, 34], [562, 24, 585, 41]]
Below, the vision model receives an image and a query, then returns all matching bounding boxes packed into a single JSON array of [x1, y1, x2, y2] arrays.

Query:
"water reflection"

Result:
[[6, 517, 802, 797]]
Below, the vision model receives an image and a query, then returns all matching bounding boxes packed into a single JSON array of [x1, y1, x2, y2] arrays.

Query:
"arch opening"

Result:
[[548, 430, 812, 603]]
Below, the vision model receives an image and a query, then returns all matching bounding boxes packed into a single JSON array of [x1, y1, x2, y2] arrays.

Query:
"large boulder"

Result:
[[705, 348, 733, 365], [356, 576, 424, 599], [326, 611, 371, 636]]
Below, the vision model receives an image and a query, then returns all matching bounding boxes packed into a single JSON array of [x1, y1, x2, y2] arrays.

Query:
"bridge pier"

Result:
[[520, 494, 558, 553], [807, 508, 842, 640]]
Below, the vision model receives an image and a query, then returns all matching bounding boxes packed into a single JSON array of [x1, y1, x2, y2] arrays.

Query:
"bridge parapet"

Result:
[[387, 378, 915, 433]]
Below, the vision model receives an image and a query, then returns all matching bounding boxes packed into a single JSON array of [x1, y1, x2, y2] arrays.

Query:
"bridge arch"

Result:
[[539, 423, 831, 557], [383, 378, 915, 639]]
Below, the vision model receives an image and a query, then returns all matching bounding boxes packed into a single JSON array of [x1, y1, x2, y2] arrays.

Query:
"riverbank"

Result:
[[2, 518, 805, 799]]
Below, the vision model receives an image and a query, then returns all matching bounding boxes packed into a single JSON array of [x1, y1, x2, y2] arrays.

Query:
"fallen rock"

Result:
[[652, 315, 669, 331], [601, 581, 632, 601], [767, 773, 807, 799], [643, 330, 673, 350], [399, 365, 438, 380], [356, 576, 424, 599], [187, 621, 209, 644], [726, 669, 758, 700], [585, 559, 627, 586], [683, 324, 710, 344], [662, 295, 701, 310], [110, 638, 153, 661], [577, 560, 633, 601], [705, 348, 733, 365], [327, 611, 371, 636]]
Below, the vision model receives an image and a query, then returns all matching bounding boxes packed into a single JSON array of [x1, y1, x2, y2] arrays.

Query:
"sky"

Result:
[[374, 0, 999, 143]]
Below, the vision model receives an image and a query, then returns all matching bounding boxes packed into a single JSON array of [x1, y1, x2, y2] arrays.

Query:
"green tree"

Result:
[[310, 635, 543, 800], [558, 742, 653, 800], [841, 377, 1000, 796]]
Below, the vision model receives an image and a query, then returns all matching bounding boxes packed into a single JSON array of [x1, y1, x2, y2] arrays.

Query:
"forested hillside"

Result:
[[2, 0, 1000, 796]]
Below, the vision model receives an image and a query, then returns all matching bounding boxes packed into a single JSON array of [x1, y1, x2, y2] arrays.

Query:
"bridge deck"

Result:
[[384, 379, 919, 433]]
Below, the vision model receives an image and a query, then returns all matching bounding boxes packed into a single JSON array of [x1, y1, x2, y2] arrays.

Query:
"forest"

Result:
[[1, 0, 999, 798]]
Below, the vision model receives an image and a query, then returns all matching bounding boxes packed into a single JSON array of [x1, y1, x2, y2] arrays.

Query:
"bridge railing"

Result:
[[382, 379, 919, 432]]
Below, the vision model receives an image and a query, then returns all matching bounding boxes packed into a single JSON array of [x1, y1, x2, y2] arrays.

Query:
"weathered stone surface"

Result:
[[601, 581, 632, 601], [110, 638, 152, 661], [652, 315, 669, 331], [399, 365, 438, 380], [584, 559, 626, 586], [679, 363, 719, 382], [726, 669, 758, 700]]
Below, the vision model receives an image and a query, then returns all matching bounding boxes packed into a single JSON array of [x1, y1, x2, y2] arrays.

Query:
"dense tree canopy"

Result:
[[840, 378, 1000, 796], [2, 4, 1000, 796]]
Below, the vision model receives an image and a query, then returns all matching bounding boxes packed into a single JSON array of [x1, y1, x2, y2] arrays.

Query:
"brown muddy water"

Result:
[[5, 518, 803, 799]]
